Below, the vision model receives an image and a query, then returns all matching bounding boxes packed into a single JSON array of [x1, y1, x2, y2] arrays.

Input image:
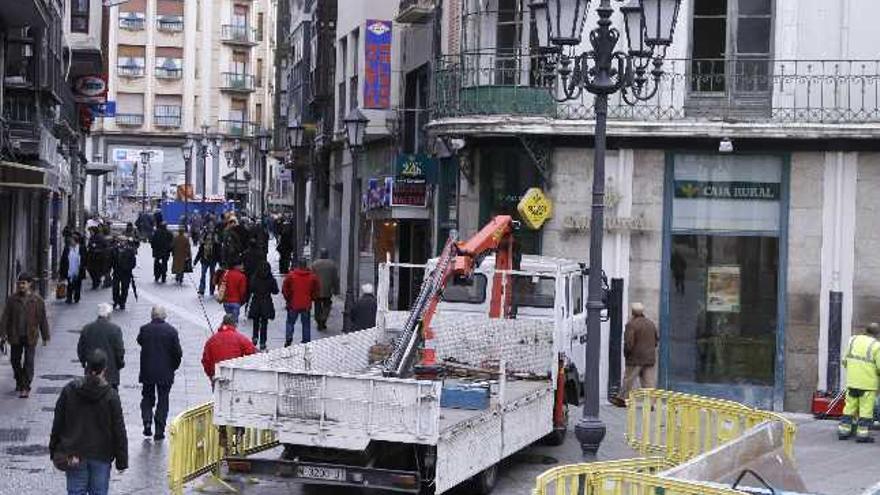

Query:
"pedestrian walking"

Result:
[[247, 261, 278, 351], [86, 227, 110, 290], [310, 249, 339, 331], [276, 218, 294, 274], [350, 283, 378, 332], [0, 273, 50, 398], [282, 258, 320, 346], [137, 306, 182, 441], [59, 234, 86, 304], [243, 237, 266, 281], [201, 314, 257, 382], [611, 302, 658, 407], [220, 260, 248, 322], [150, 222, 173, 283], [171, 226, 192, 285], [77, 304, 125, 390], [111, 236, 137, 310], [50, 349, 128, 494], [136, 211, 154, 242], [190, 210, 203, 245], [838, 322, 880, 443], [194, 226, 220, 296]]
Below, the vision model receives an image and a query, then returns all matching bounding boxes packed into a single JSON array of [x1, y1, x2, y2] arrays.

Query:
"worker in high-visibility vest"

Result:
[[839, 322, 880, 442]]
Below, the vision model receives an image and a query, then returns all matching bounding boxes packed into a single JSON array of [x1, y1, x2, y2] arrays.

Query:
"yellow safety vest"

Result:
[[842, 334, 880, 391]]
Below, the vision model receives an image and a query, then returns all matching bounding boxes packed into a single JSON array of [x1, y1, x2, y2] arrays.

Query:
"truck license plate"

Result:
[[297, 465, 346, 482]]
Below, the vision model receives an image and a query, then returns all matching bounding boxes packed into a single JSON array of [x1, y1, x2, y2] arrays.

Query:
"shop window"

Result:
[[667, 154, 784, 396]]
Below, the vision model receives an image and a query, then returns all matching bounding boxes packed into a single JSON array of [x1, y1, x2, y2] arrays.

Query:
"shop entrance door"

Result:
[[398, 220, 429, 309], [662, 154, 787, 410]]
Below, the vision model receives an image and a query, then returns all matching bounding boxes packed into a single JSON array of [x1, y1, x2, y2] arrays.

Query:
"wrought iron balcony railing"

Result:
[[154, 106, 182, 127], [220, 25, 258, 45], [220, 72, 256, 92], [155, 66, 183, 79], [116, 113, 144, 126], [397, 0, 434, 23], [118, 16, 145, 30], [218, 119, 257, 137], [118, 64, 145, 77], [434, 56, 880, 124], [157, 17, 184, 32]]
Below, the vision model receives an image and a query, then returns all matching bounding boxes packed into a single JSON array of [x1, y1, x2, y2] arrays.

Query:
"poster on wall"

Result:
[[706, 265, 741, 313], [364, 19, 392, 109]]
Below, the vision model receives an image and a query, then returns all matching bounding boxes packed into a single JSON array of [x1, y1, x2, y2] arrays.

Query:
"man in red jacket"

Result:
[[221, 261, 248, 323], [282, 258, 320, 346], [201, 315, 257, 381]]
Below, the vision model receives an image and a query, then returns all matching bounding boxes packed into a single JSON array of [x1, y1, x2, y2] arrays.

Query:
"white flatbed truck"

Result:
[[211, 218, 592, 494]]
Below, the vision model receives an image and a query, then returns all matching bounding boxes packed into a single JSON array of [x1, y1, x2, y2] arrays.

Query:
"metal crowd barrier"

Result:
[[625, 389, 796, 463], [167, 402, 278, 495], [534, 389, 798, 495], [532, 457, 674, 495]]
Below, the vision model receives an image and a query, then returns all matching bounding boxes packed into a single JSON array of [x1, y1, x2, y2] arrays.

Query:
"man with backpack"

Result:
[[195, 224, 220, 296]]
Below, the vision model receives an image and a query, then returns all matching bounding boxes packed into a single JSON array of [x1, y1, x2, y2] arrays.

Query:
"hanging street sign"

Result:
[[517, 187, 553, 230]]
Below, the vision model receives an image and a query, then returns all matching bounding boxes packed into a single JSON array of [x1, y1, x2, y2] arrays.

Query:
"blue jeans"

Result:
[[66, 458, 111, 495], [223, 303, 241, 322], [198, 262, 216, 294], [286, 309, 311, 344]]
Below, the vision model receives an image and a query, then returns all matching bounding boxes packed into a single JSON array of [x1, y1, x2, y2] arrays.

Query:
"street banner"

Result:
[[364, 20, 392, 109]]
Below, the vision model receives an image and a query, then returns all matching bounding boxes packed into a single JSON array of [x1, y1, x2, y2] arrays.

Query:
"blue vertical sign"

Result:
[[364, 20, 392, 109]]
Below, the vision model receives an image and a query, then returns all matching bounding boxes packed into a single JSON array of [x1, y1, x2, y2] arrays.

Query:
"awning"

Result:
[[0, 161, 49, 190], [85, 162, 116, 176]]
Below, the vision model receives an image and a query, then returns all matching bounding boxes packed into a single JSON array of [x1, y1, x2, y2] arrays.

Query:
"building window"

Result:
[[116, 92, 145, 126], [119, 0, 146, 30], [155, 46, 183, 79], [117, 45, 146, 77], [156, 0, 184, 32], [257, 12, 264, 41], [154, 95, 183, 127], [255, 103, 262, 124], [338, 36, 347, 128], [257, 58, 263, 87], [232, 51, 248, 74], [690, 0, 773, 99], [495, 0, 523, 85], [71, 0, 89, 33], [350, 28, 359, 111]]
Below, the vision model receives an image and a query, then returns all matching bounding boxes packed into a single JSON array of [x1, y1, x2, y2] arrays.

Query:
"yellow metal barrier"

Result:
[[625, 389, 796, 463], [167, 402, 278, 495], [536, 389, 798, 495], [532, 457, 674, 495]]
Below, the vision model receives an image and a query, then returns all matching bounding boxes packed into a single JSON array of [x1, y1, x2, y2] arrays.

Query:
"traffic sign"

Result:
[[517, 187, 553, 230]]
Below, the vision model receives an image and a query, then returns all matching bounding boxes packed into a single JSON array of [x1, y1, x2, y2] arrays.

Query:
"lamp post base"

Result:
[[574, 415, 606, 456]]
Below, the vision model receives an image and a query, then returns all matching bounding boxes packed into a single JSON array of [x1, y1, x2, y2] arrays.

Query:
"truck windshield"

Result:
[[512, 275, 556, 308], [441, 274, 487, 304]]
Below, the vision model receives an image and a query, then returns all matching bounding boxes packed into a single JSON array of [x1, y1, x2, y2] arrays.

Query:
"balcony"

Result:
[[116, 113, 144, 126], [118, 16, 145, 31], [220, 25, 258, 46], [220, 72, 256, 92], [218, 119, 257, 137], [157, 16, 184, 32], [117, 64, 145, 78], [155, 66, 183, 80], [396, 0, 434, 24], [434, 56, 880, 125], [154, 107, 182, 128]]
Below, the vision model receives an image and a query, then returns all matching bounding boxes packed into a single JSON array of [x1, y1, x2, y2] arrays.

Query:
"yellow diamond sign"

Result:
[[517, 187, 553, 230]]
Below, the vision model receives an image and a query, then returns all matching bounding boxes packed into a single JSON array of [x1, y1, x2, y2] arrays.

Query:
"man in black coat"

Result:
[[50, 349, 128, 491], [86, 227, 109, 290], [150, 222, 173, 283], [137, 305, 182, 440], [111, 236, 137, 310], [77, 304, 125, 389], [350, 283, 378, 332], [276, 217, 295, 274]]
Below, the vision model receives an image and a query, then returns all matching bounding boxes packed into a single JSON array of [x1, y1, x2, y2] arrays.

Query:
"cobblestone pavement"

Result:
[[0, 241, 878, 495]]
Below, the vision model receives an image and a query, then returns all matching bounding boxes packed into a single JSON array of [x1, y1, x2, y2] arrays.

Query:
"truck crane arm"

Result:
[[383, 215, 517, 377]]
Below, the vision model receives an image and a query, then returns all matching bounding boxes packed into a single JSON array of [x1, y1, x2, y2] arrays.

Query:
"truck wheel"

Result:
[[472, 464, 498, 494]]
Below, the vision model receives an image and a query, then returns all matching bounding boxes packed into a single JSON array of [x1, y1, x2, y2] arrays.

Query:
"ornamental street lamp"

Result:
[[287, 118, 308, 261], [139, 150, 153, 213], [256, 129, 272, 218], [342, 108, 369, 333], [530, 0, 682, 456], [182, 138, 193, 228], [197, 124, 215, 203], [224, 139, 245, 209]]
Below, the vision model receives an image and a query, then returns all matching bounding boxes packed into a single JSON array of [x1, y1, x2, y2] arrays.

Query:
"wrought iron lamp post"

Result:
[[197, 124, 215, 203], [139, 150, 153, 213], [287, 119, 307, 261], [256, 130, 272, 218], [342, 108, 369, 333], [182, 138, 193, 228], [224, 139, 245, 210], [530, 0, 682, 455]]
